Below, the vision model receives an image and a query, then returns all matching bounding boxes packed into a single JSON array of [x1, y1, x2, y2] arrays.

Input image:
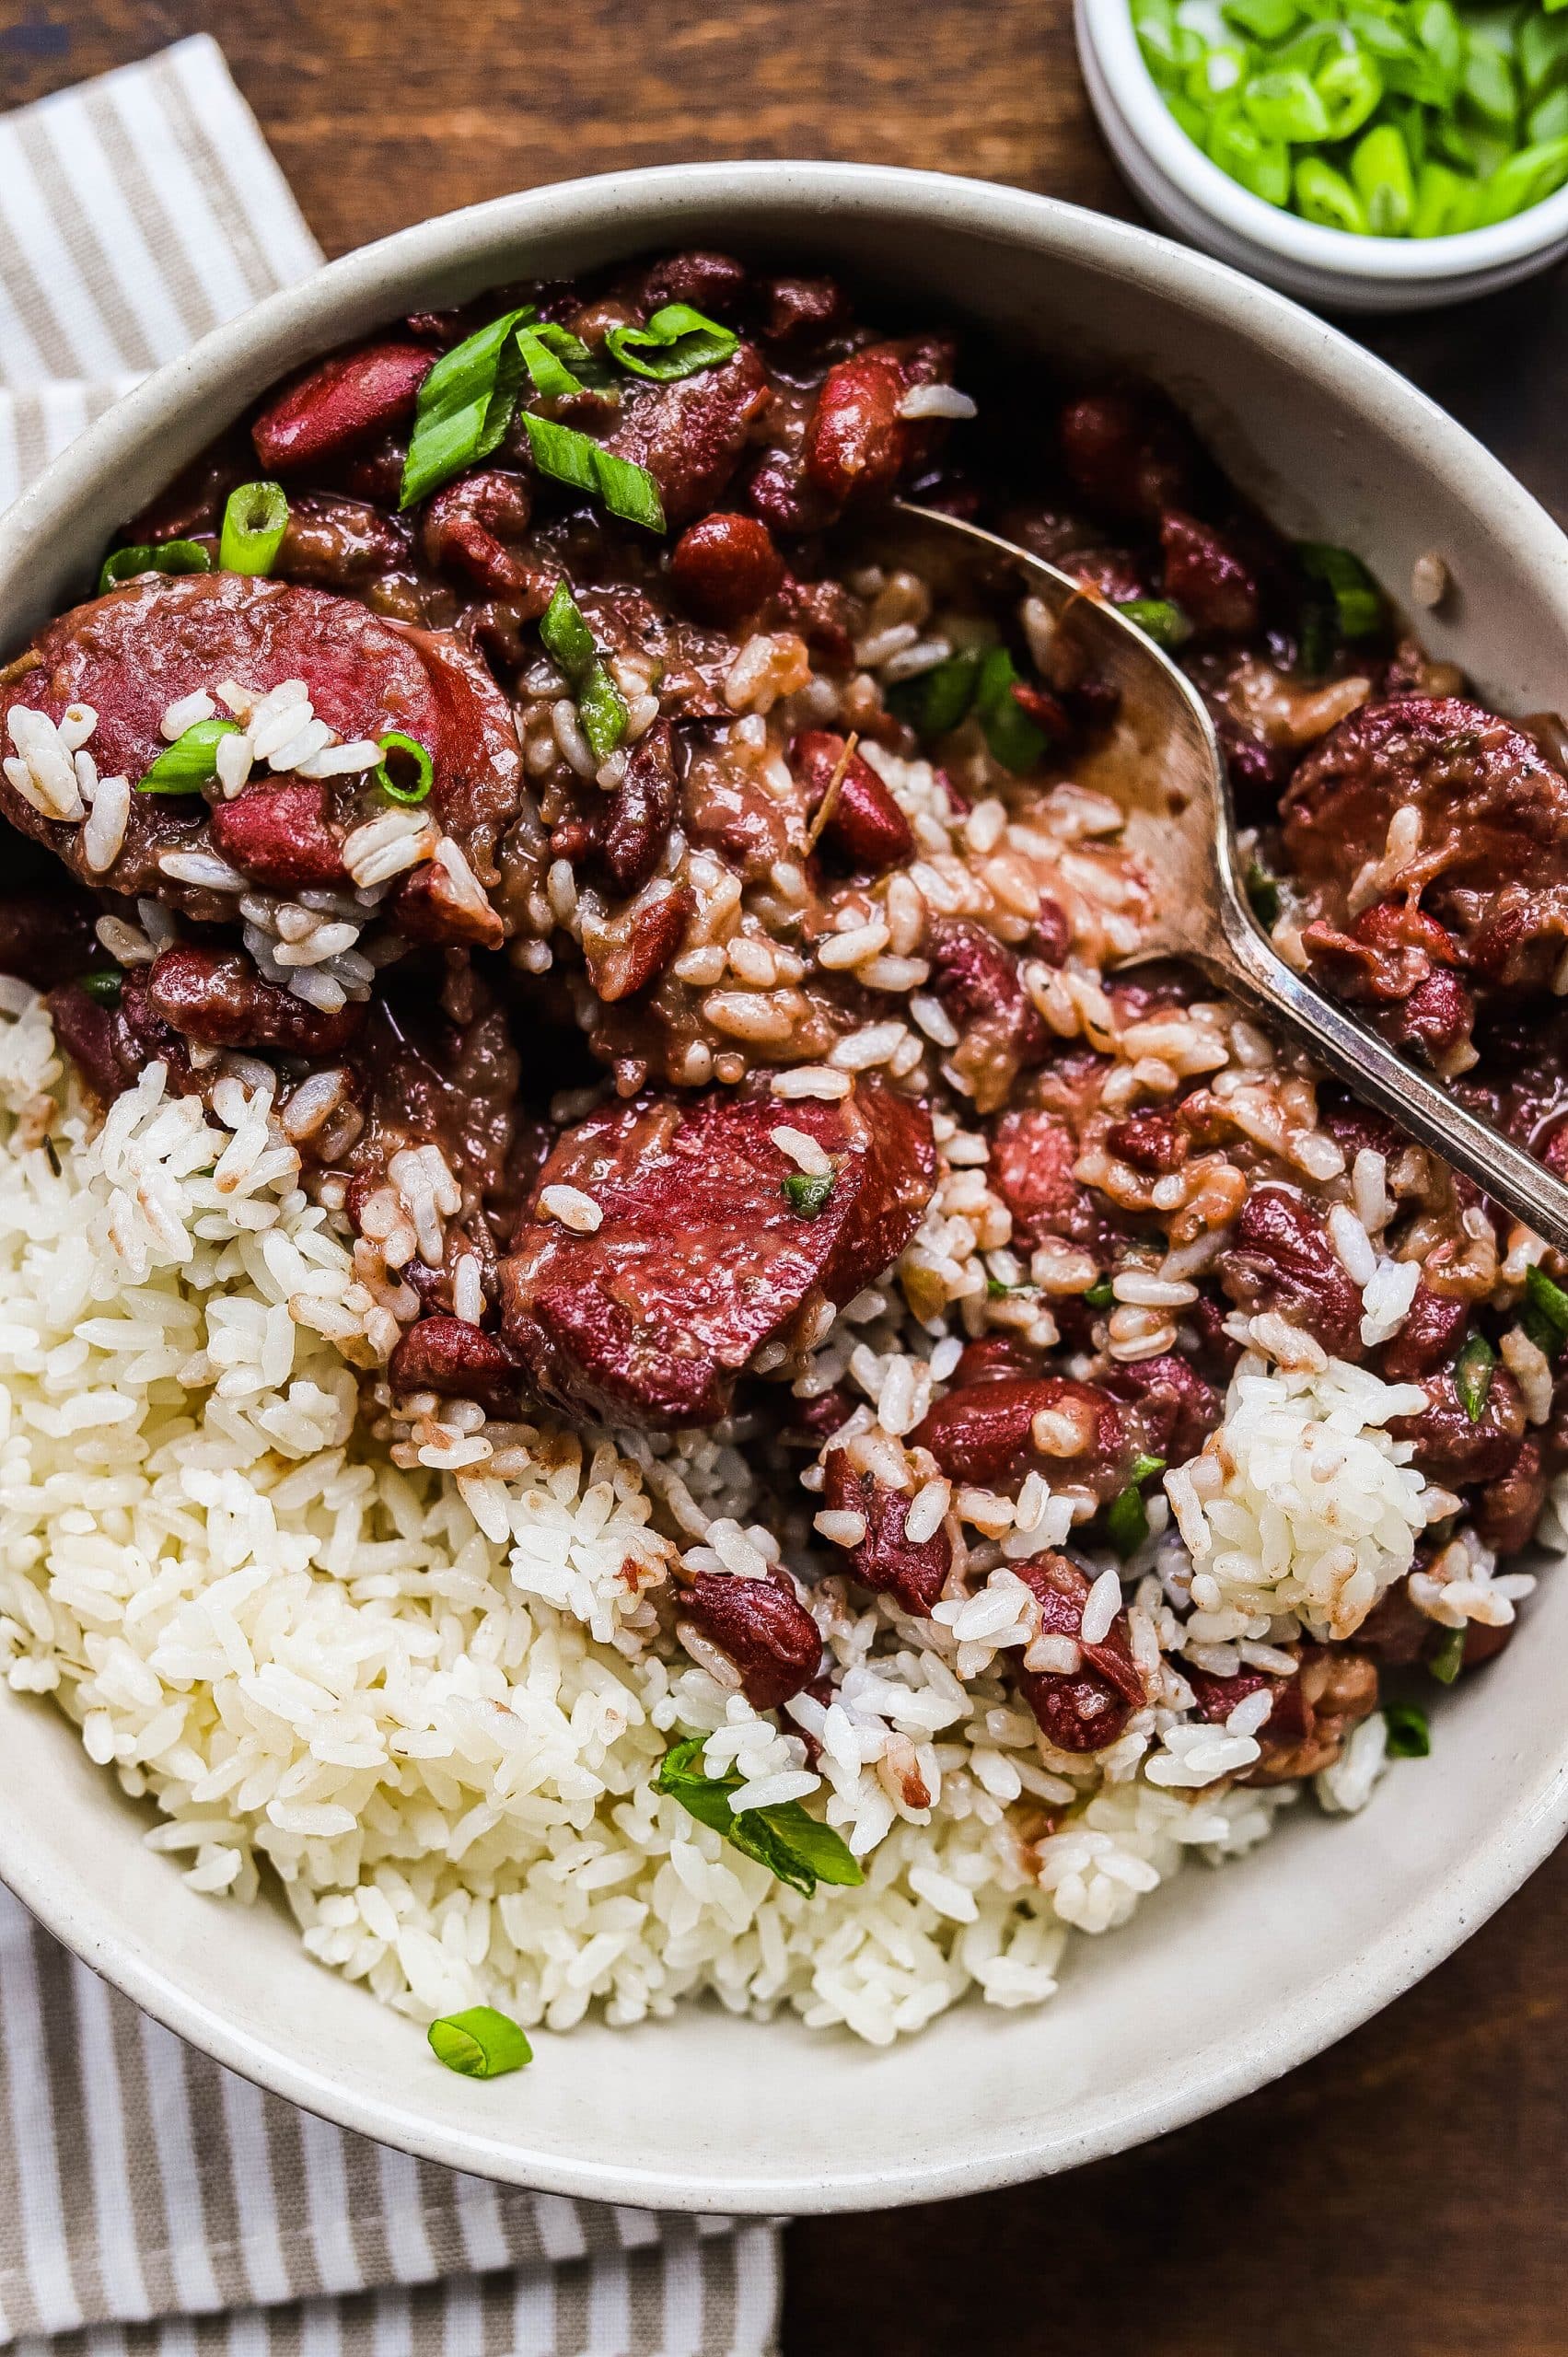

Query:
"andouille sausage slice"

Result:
[[499, 1080, 935, 1427], [0, 572, 521, 921]]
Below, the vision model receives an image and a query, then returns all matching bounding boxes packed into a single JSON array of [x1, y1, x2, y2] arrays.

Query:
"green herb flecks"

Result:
[[654, 1736, 865, 1899], [1384, 1702, 1431, 1759], [373, 730, 434, 805], [1298, 541, 1385, 642], [605, 303, 739, 381], [400, 308, 664, 528], [1523, 1263, 1568, 1358], [427, 2005, 533, 2079], [886, 649, 981, 742], [219, 480, 289, 575], [137, 717, 240, 794], [78, 967, 123, 1005], [98, 539, 212, 596], [783, 1170, 833, 1218], [1454, 1330, 1496, 1422], [539, 582, 629, 762], [1115, 598, 1194, 652], [1246, 858, 1282, 929], [1084, 1274, 1115, 1310], [973, 645, 1048, 774], [1428, 1624, 1467, 1686], [1104, 1452, 1167, 1561], [1134, 0, 1568, 238]]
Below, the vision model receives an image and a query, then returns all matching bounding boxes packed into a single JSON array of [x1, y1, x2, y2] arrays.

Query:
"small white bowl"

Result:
[[4, 162, 1568, 2212], [1076, 0, 1568, 311]]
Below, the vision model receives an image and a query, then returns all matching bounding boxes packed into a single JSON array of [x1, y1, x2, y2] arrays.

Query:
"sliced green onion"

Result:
[[1384, 1702, 1431, 1759], [1524, 1263, 1568, 1356], [1223, 0, 1299, 39], [887, 649, 981, 741], [1527, 86, 1568, 145], [1207, 109, 1292, 207], [1316, 48, 1383, 142], [1104, 1454, 1167, 1561], [1297, 542, 1384, 642], [783, 1170, 833, 1217], [520, 414, 666, 532], [1295, 156, 1371, 232], [99, 540, 212, 596], [1244, 66, 1330, 141], [400, 306, 533, 510], [219, 480, 289, 575], [973, 646, 1047, 774], [1115, 598, 1193, 652], [1411, 159, 1482, 238], [1084, 1274, 1115, 1309], [1453, 1331, 1495, 1422], [1246, 859, 1282, 929], [137, 717, 239, 794], [1427, 1624, 1466, 1686], [1188, 41, 1249, 104], [605, 303, 739, 382], [516, 324, 587, 401], [1352, 121, 1417, 235], [373, 731, 434, 805], [427, 2005, 533, 2079], [1478, 134, 1568, 224], [1462, 37, 1517, 133], [539, 582, 629, 764], [78, 967, 123, 1004], [1520, 10, 1568, 99], [986, 1276, 1038, 1298]]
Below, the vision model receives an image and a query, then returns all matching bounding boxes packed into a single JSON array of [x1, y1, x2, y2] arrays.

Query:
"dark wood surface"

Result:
[[6, 1, 1567, 2346]]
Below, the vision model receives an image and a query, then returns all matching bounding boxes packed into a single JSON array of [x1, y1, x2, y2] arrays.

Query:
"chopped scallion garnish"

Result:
[[973, 646, 1047, 774], [99, 540, 212, 596], [373, 731, 435, 805], [426, 2005, 533, 2079], [1428, 1624, 1466, 1686], [1523, 1264, 1568, 1358], [1084, 1274, 1115, 1309], [539, 582, 629, 763], [1453, 1330, 1495, 1422], [137, 717, 240, 794], [783, 1170, 834, 1218], [519, 414, 666, 532], [78, 967, 123, 1004], [1104, 1453, 1166, 1560], [605, 303, 739, 382], [1297, 541, 1384, 642], [654, 1736, 864, 1898], [1384, 1702, 1431, 1759], [886, 649, 981, 742], [1246, 859, 1282, 929], [1115, 598, 1193, 652], [219, 480, 289, 575]]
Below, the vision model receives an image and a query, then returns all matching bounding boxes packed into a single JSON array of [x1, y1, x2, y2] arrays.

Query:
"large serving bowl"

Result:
[[3, 162, 1566, 2213]]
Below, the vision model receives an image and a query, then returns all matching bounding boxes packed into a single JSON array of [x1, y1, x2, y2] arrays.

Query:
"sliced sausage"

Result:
[[1012, 1551, 1144, 1753], [251, 340, 435, 474], [820, 1447, 952, 1617], [498, 1079, 935, 1427]]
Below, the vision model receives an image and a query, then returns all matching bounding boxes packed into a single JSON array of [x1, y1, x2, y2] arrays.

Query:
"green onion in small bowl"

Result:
[[1077, 0, 1568, 309]]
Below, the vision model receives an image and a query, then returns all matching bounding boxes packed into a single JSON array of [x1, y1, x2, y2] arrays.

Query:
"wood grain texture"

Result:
[[2, 0, 1566, 2345]]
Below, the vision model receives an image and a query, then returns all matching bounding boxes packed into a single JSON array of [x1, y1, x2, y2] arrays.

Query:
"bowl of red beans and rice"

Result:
[[0, 161, 1563, 2211]]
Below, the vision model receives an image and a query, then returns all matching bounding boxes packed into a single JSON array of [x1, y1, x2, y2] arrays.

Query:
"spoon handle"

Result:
[[1210, 865, 1568, 1256]]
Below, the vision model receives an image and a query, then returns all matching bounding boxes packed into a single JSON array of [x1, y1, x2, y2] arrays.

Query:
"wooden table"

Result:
[[8, 3, 1568, 2347]]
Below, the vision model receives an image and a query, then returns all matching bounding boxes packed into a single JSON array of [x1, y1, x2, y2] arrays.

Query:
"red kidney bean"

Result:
[[669, 513, 784, 626], [1378, 1284, 1469, 1381], [759, 275, 850, 345], [1475, 1433, 1548, 1555], [388, 1315, 526, 1415], [277, 493, 414, 592], [804, 351, 912, 507], [602, 345, 771, 528], [679, 1571, 822, 1710], [252, 341, 435, 473], [146, 946, 366, 1056], [1388, 1366, 1526, 1487], [208, 779, 349, 892], [913, 1376, 1128, 1502], [587, 882, 694, 1004], [820, 1447, 952, 1617], [1160, 510, 1261, 638], [634, 250, 749, 317], [1219, 1184, 1365, 1360], [1104, 1109, 1189, 1173], [598, 718, 679, 896], [793, 728, 913, 873], [1058, 388, 1208, 523], [420, 468, 535, 596], [1012, 1551, 1144, 1753], [1101, 1353, 1220, 1464]]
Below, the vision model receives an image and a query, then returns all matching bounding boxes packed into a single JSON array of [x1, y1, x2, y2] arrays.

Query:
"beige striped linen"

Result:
[[0, 42, 782, 2357]]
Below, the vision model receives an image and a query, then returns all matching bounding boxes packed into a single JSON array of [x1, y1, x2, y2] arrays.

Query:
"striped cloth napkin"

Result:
[[0, 39, 782, 2357]]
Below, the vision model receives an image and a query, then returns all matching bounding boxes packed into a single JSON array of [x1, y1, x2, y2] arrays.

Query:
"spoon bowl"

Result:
[[898, 498, 1568, 1256]]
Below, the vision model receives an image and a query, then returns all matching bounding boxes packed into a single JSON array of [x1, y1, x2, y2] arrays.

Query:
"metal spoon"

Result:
[[894, 500, 1568, 1255]]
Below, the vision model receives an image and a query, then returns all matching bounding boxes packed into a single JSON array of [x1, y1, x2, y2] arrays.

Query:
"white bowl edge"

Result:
[[1, 161, 1566, 2212]]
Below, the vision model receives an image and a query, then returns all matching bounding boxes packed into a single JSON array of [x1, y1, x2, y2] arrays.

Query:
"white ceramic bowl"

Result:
[[1076, 0, 1568, 312], [3, 162, 1568, 2213]]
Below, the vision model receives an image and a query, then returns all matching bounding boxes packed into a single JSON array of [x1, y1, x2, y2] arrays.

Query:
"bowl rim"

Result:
[[4, 156, 1568, 2210], [1078, 0, 1568, 284]]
